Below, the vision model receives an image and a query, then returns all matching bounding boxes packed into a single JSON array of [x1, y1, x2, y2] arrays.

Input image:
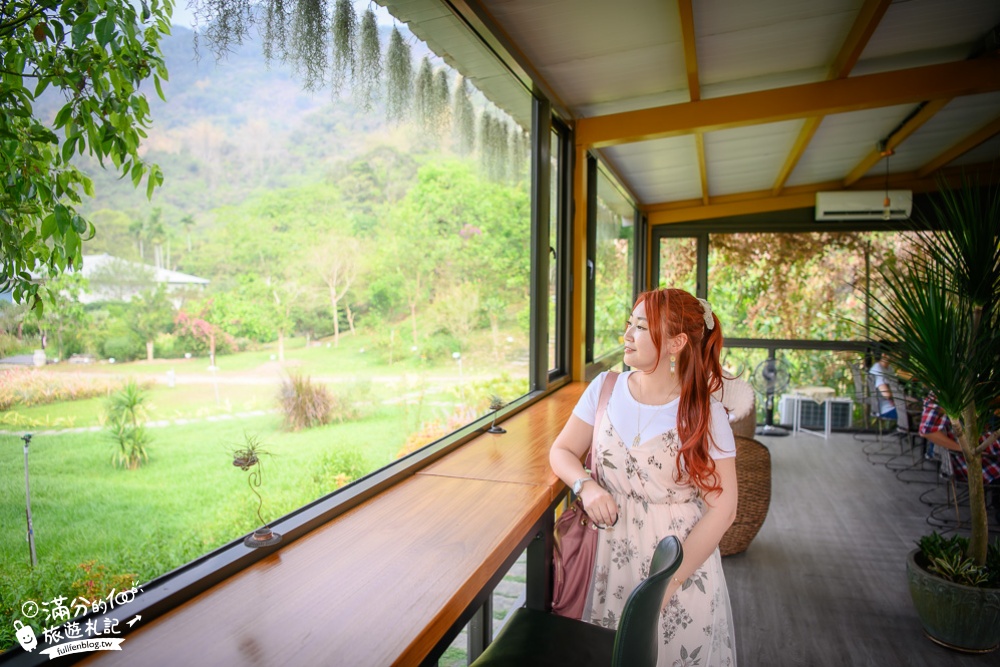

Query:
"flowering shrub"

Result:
[[396, 406, 479, 459], [0, 369, 137, 410], [68, 561, 139, 603]]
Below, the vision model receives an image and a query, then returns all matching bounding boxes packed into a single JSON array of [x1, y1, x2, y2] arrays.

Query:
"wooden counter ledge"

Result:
[[76, 381, 586, 667]]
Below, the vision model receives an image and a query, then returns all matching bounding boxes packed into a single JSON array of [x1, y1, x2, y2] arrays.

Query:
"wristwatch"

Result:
[[572, 477, 591, 495]]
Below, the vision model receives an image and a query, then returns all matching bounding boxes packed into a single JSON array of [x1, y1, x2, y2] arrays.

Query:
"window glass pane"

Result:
[[0, 4, 534, 637], [722, 347, 862, 425], [548, 130, 560, 372], [592, 171, 635, 358], [658, 237, 697, 293], [708, 231, 918, 340]]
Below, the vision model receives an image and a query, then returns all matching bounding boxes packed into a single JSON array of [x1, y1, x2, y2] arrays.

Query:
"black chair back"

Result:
[[611, 535, 683, 667]]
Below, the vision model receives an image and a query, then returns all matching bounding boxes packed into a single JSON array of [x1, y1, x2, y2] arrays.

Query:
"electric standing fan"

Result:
[[751, 353, 791, 436]]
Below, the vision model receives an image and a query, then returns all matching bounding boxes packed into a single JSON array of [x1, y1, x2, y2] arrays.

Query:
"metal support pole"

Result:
[[526, 511, 555, 611], [22, 433, 37, 568], [466, 596, 493, 663]]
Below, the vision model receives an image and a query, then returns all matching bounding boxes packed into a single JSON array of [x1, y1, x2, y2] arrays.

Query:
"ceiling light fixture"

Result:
[[878, 140, 895, 220]]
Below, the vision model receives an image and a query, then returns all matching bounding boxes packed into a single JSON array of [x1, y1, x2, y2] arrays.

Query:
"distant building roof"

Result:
[[81, 254, 210, 287]]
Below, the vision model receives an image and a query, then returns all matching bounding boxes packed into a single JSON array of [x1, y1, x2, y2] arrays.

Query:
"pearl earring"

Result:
[[670, 355, 676, 373]]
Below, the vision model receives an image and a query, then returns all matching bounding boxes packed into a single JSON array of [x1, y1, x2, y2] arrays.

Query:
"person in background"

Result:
[[550, 287, 737, 666], [919, 395, 1000, 522], [868, 346, 898, 421]]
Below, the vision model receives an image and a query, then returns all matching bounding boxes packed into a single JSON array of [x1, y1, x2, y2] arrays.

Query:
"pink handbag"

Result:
[[551, 371, 618, 619]]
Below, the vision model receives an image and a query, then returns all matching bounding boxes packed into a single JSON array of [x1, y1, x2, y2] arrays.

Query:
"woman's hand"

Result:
[[580, 480, 617, 527]]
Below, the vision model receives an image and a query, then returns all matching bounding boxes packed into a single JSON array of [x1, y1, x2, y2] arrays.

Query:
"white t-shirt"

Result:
[[572, 370, 736, 460], [868, 361, 896, 416]]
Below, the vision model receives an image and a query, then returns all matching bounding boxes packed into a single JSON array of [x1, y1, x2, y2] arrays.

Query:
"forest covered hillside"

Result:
[[78, 22, 434, 257]]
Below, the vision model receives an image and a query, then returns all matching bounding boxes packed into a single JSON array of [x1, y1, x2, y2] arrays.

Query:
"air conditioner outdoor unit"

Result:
[[815, 190, 912, 221], [779, 395, 854, 430]]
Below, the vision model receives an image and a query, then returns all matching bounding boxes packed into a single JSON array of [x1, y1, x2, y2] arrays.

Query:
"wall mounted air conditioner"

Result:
[[815, 190, 912, 221]]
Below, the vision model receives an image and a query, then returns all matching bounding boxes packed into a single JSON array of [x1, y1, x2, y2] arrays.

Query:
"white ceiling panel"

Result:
[[950, 135, 1000, 166], [694, 0, 862, 85], [601, 136, 701, 203], [786, 104, 918, 186], [705, 120, 805, 196], [858, 0, 1000, 63], [394, 0, 998, 210], [863, 92, 1000, 176], [482, 0, 687, 110]]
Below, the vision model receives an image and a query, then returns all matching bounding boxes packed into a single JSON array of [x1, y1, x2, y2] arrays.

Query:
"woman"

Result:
[[550, 288, 738, 666]]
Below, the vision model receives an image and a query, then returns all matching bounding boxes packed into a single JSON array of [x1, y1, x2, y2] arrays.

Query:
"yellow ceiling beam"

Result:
[[828, 0, 892, 78], [576, 58, 1000, 148], [844, 98, 951, 186], [771, 117, 822, 195], [646, 165, 1000, 225], [917, 115, 1000, 178], [695, 132, 709, 204], [772, 0, 891, 195], [676, 0, 700, 102], [649, 192, 817, 225]]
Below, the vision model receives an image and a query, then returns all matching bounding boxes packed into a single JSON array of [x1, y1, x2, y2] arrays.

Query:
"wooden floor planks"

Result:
[[723, 431, 998, 666]]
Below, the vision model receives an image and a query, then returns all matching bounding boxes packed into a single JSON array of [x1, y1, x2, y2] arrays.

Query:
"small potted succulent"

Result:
[[487, 395, 506, 434], [232, 434, 281, 548]]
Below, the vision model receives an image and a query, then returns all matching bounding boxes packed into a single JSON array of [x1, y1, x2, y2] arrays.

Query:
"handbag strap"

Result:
[[586, 371, 619, 477]]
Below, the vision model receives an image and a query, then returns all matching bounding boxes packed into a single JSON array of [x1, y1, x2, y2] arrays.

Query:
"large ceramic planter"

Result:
[[906, 549, 1000, 653]]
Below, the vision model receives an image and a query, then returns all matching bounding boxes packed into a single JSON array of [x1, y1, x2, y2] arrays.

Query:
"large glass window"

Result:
[[707, 231, 917, 341], [0, 1, 541, 647], [592, 169, 636, 359], [658, 236, 698, 293]]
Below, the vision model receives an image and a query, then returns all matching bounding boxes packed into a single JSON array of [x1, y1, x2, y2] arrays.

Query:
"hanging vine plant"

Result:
[[290, 0, 329, 91], [262, 0, 290, 64], [510, 127, 530, 183], [453, 76, 476, 155], [386, 26, 414, 122], [191, 0, 256, 60], [355, 7, 383, 112], [432, 69, 451, 137], [481, 112, 510, 182], [415, 56, 435, 132], [331, 0, 358, 93]]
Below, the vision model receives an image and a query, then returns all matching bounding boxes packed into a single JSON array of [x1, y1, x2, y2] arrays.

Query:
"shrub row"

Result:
[[0, 369, 139, 411]]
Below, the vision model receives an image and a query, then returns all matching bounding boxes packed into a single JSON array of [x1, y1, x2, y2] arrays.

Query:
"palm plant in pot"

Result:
[[866, 176, 1000, 652]]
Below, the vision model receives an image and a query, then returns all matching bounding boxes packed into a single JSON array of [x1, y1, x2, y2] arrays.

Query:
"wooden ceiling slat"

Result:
[[676, 0, 700, 102], [772, 117, 822, 195], [917, 115, 1000, 178], [577, 58, 1000, 148], [843, 98, 951, 186], [828, 0, 893, 79], [695, 132, 709, 203], [771, 0, 891, 195]]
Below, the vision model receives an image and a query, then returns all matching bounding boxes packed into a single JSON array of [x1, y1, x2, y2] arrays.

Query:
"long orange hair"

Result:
[[636, 288, 725, 495]]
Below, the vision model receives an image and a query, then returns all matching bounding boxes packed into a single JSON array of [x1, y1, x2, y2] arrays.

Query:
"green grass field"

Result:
[[0, 334, 530, 651]]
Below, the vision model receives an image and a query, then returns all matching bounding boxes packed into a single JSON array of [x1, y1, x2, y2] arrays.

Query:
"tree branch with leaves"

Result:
[[0, 0, 173, 311]]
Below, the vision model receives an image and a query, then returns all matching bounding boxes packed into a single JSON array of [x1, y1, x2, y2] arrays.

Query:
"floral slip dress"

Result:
[[582, 408, 737, 667]]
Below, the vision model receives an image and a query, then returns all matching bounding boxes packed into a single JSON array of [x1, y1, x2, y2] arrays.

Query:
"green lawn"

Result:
[[0, 334, 529, 651], [0, 409, 409, 649]]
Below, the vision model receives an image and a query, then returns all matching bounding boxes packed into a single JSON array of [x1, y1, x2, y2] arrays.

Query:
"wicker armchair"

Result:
[[717, 376, 756, 438], [720, 435, 772, 556]]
